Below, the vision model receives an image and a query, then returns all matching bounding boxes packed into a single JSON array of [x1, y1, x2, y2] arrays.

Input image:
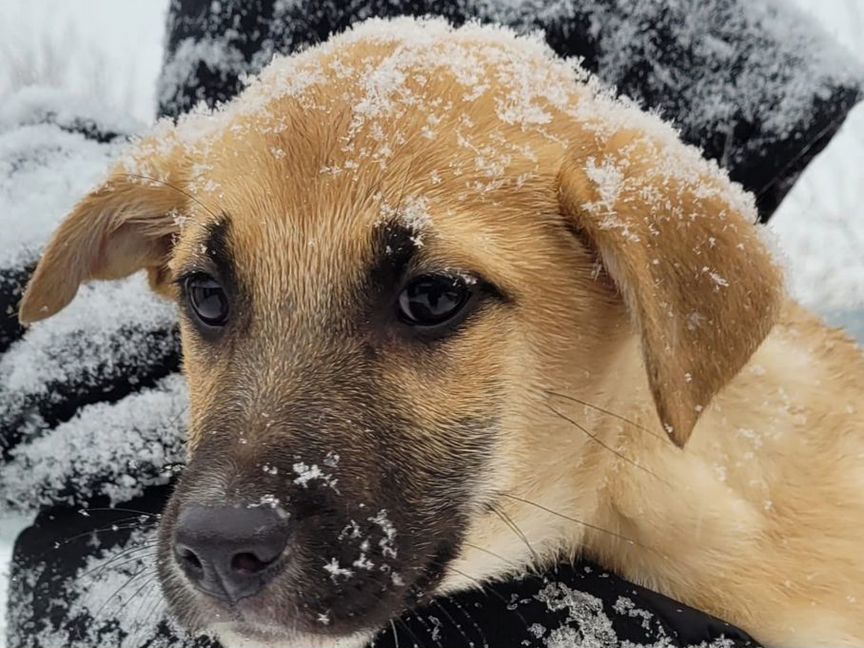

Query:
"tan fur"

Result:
[[19, 20, 864, 646], [18, 145, 190, 324]]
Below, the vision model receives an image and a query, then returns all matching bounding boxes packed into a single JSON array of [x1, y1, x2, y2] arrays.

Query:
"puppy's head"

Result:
[[19, 18, 782, 648]]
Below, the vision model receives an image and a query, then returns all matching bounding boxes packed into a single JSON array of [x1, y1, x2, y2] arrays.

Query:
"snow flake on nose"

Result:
[[257, 493, 280, 507], [323, 557, 354, 582], [369, 509, 398, 559], [352, 540, 375, 572], [292, 461, 338, 490], [339, 520, 363, 540], [250, 493, 290, 519], [325, 512, 400, 584]]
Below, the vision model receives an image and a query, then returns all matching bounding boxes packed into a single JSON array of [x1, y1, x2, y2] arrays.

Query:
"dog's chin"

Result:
[[213, 622, 374, 648]]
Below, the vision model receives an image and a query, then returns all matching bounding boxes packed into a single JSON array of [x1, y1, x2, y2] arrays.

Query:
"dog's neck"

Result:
[[443, 333, 648, 591], [451, 326, 778, 622], [550, 310, 864, 643]]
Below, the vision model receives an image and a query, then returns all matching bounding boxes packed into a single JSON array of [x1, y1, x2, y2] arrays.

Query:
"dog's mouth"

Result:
[[212, 621, 376, 648]]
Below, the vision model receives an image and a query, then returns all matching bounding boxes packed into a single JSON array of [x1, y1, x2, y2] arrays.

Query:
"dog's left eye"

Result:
[[397, 274, 471, 329], [185, 274, 229, 327]]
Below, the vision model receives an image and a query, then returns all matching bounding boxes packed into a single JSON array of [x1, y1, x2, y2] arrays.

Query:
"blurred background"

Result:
[[1, 0, 862, 644]]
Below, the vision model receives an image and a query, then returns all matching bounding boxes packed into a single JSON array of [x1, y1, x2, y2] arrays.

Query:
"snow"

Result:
[[0, 0, 168, 125], [529, 580, 741, 647], [152, 13, 768, 260], [0, 512, 33, 646], [0, 4, 170, 640], [0, 115, 125, 267], [158, 36, 248, 111], [292, 461, 339, 489], [0, 1, 863, 646], [581, 0, 860, 140], [324, 557, 355, 582], [0, 374, 187, 511], [770, 104, 864, 316], [770, 0, 864, 335], [583, 156, 625, 217], [0, 275, 176, 397], [379, 195, 433, 231], [369, 509, 398, 560]]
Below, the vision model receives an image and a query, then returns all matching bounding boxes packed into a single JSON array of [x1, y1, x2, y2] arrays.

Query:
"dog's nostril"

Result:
[[172, 505, 291, 601], [231, 551, 275, 574]]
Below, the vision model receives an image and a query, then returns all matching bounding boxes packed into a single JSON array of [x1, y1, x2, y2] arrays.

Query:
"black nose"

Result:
[[173, 505, 290, 602]]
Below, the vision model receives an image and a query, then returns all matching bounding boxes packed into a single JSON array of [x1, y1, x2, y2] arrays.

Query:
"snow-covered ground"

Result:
[[0, 2, 169, 641], [0, 0, 168, 123], [0, 513, 33, 643], [0, 1, 862, 646]]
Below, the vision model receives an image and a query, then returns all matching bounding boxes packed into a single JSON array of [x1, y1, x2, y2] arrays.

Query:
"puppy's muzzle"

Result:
[[173, 505, 290, 603]]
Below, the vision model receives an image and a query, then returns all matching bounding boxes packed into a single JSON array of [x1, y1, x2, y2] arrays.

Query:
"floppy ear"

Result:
[[19, 149, 188, 325], [558, 128, 784, 447]]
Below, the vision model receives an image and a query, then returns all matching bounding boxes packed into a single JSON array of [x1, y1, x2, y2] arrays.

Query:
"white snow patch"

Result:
[[323, 557, 354, 582], [0, 513, 34, 644], [0, 0, 168, 124], [369, 509, 398, 559], [583, 155, 626, 216], [292, 462, 338, 490], [1, 375, 187, 512]]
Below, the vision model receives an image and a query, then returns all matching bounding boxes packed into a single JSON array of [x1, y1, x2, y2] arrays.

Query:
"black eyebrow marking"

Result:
[[203, 217, 233, 279], [179, 215, 253, 339], [368, 221, 421, 291], [181, 216, 236, 287]]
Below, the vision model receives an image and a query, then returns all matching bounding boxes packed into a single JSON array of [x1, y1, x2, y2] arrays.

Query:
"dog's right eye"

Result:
[[185, 274, 229, 327]]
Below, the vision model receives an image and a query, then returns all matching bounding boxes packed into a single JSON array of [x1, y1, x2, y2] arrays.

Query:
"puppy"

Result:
[[19, 17, 864, 648]]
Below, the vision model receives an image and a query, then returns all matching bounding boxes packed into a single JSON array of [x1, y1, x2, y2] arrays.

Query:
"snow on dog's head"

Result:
[[19, 16, 782, 648]]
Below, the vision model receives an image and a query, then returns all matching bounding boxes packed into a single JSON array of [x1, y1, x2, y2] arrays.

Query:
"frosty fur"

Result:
[[19, 17, 864, 647]]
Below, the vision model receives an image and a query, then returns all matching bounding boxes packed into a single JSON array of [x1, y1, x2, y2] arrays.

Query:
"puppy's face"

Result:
[[152, 112, 613, 644], [19, 20, 782, 648], [159, 172, 544, 642]]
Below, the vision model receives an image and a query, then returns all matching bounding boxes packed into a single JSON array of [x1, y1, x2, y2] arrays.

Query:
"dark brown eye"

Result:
[[397, 275, 470, 328], [185, 274, 229, 327]]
